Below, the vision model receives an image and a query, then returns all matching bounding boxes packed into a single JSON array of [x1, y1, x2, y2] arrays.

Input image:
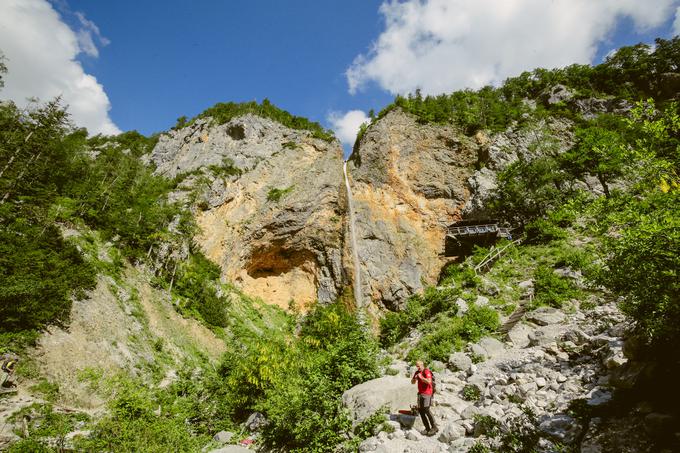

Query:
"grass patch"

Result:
[[266, 186, 294, 202]]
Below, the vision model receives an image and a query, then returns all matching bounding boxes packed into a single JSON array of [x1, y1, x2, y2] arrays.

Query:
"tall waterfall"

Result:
[[343, 161, 363, 308]]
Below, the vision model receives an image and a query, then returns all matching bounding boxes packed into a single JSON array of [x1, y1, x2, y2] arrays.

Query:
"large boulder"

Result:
[[507, 323, 533, 348], [527, 307, 565, 326], [448, 352, 472, 373], [342, 376, 415, 425], [540, 84, 575, 105]]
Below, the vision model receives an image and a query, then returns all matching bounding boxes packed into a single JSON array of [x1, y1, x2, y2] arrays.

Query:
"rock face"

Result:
[[347, 109, 478, 310], [149, 115, 346, 309], [347, 108, 580, 310]]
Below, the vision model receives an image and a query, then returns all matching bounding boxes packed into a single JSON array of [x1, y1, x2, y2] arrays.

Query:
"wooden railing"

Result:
[[447, 223, 512, 238]]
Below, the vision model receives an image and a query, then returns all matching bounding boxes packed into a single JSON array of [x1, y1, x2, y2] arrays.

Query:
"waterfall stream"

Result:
[[343, 161, 363, 308]]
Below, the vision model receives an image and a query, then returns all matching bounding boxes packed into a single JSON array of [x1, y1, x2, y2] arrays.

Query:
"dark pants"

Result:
[[417, 393, 436, 431]]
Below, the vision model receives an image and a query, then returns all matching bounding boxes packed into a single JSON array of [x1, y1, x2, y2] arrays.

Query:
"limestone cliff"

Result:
[[348, 109, 575, 311], [347, 109, 478, 311], [149, 115, 346, 310]]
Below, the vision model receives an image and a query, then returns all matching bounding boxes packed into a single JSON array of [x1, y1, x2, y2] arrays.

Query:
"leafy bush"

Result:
[[74, 136, 189, 261], [440, 262, 482, 288], [76, 377, 210, 452], [406, 305, 500, 363], [266, 185, 294, 202], [524, 218, 568, 243], [491, 156, 575, 225], [0, 100, 96, 340], [470, 406, 546, 452], [208, 156, 242, 178], [215, 302, 379, 452], [7, 403, 90, 452], [379, 287, 460, 347], [596, 190, 680, 350], [462, 384, 482, 401], [533, 265, 581, 308], [379, 87, 529, 135], [173, 252, 229, 327]]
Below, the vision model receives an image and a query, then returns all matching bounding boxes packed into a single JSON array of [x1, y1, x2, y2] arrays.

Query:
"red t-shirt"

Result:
[[415, 368, 433, 395]]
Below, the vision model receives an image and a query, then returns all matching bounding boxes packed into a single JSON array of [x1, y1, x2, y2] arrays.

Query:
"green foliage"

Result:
[[440, 262, 482, 288], [29, 379, 60, 402], [172, 252, 229, 327], [0, 220, 95, 332], [462, 384, 482, 401], [74, 135, 188, 261], [266, 185, 294, 202], [208, 156, 242, 179], [596, 190, 680, 350], [379, 287, 460, 347], [76, 376, 211, 452], [406, 304, 500, 363], [195, 99, 335, 142], [562, 125, 630, 197], [472, 406, 546, 453], [215, 302, 379, 452], [7, 403, 90, 452], [491, 156, 575, 225], [501, 37, 680, 103], [380, 86, 529, 135], [533, 265, 581, 308], [0, 100, 96, 338], [352, 406, 389, 439], [524, 218, 569, 243]]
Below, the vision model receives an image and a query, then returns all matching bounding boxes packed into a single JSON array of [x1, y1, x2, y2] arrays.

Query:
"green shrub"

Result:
[[379, 287, 460, 347], [173, 253, 229, 327], [208, 157, 242, 178], [596, 190, 680, 350], [266, 186, 294, 202], [215, 302, 379, 452], [7, 404, 90, 452], [77, 377, 210, 452], [463, 384, 482, 401], [440, 263, 481, 288], [533, 265, 581, 308], [524, 218, 568, 243], [406, 305, 499, 363]]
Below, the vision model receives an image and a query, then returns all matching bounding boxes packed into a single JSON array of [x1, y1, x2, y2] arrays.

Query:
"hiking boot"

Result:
[[426, 426, 439, 436]]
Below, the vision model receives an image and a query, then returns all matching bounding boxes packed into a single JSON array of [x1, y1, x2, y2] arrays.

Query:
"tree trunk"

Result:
[[597, 173, 610, 198]]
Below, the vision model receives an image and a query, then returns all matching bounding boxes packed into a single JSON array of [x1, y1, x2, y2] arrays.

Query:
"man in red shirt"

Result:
[[411, 360, 438, 436]]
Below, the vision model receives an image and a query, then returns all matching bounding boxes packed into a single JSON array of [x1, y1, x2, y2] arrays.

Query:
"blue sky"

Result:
[[63, 0, 393, 136], [1, 0, 680, 152]]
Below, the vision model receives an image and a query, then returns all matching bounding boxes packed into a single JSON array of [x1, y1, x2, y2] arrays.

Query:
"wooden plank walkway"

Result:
[[447, 223, 512, 238]]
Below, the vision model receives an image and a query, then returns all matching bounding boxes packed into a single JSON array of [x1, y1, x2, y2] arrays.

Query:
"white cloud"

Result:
[[0, 0, 120, 135], [348, 0, 679, 95], [674, 6, 680, 35], [328, 110, 370, 146], [75, 11, 110, 58]]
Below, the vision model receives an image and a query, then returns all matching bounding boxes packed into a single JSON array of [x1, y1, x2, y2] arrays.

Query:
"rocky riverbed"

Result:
[[344, 298, 676, 452]]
